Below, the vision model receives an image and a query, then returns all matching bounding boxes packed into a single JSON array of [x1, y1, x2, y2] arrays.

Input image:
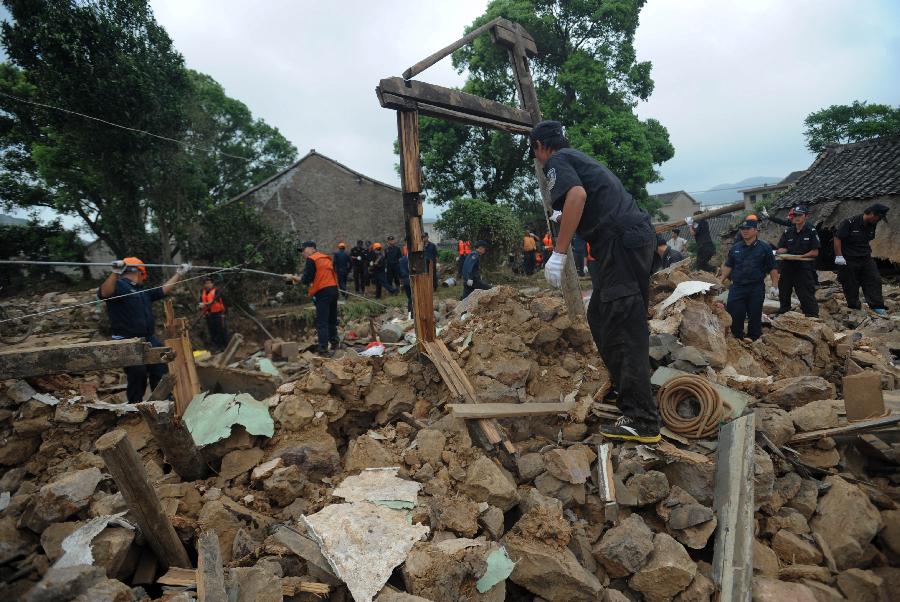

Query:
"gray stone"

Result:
[[624, 470, 670, 507], [811, 476, 883, 570], [0, 515, 37, 565], [227, 566, 282, 602], [787, 479, 819, 520], [263, 465, 306, 507], [662, 461, 716, 506], [768, 376, 836, 408], [460, 456, 519, 511], [272, 396, 314, 430], [517, 452, 545, 481], [593, 513, 655, 578], [675, 572, 716, 602], [789, 400, 840, 432], [25, 565, 106, 602], [669, 504, 714, 530], [518, 487, 563, 514], [5, 380, 36, 403], [629, 533, 697, 602], [479, 506, 505, 539], [72, 578, 136, 602], [379, 322, 406, 344], [19, 467, 103, 532], [756, 406, 796, 448]]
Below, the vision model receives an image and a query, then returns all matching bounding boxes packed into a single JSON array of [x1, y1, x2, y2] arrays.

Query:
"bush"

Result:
[[0, 218, 87, 287], [435, 198, 520, 266]]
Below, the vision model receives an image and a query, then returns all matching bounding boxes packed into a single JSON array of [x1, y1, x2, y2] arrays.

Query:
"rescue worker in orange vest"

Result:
[[285, 241, 340, 355], [542, 232, 553, 266], [198, 276, 227, 351], [522, 229, 538, 275], [457, 239, 470, 277]]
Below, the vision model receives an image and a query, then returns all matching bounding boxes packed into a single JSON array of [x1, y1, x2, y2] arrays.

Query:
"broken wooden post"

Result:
[[197, 531, 228, 602], [96, 428, 191, 569], [0, 338, 173, 379], [396, 108, 436, 343], [654, 201, 747, 234], [495, 19, 585, 322], [163, 299, 200, 417], [711, 413, 755, 601], [214, 332, 243, 367], [136, 381, 207, 481]]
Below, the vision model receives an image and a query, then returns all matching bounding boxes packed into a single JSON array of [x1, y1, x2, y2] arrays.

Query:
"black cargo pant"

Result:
[[696, 243, 715, 272], [205, 312, 228, 350], [778, 263, 818, 317], [352, 265, 365, 294], [124, 335, 168, 403], [838, 256, 884, 310], [727, 282, 765, 340], [585, 233, 659, 430], [386, 262, 400, 288], [312, 286, 339, 351], [523, 250, 536, 275]]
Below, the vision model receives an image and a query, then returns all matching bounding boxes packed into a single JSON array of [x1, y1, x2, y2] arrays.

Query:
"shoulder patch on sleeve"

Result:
[[546, 168, 557, 190]]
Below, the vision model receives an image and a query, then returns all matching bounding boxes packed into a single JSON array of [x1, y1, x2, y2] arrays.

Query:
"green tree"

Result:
[[417, 0, 674, 218], [435, 198, 520, 265], [803, 101, 900, 153], [0, 217, 87, 285]]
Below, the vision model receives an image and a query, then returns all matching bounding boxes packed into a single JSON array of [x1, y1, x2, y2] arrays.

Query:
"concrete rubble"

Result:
[[0, 264, 897, 601]]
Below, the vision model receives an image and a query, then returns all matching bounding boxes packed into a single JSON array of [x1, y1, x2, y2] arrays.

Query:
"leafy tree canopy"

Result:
[[0, 217, 87, 284], [418, 0, 674, 218], [435, 197, 521, 264], [803, 101, 900, 153]]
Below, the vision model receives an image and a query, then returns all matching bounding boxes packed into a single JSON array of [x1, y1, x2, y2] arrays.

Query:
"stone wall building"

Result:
[[227, 150, 405, 249], [650, 190, 701, 223]]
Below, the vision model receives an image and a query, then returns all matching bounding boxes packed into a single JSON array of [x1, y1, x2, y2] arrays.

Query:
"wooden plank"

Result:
[[136, 397, 208, 481], [655, 201, 746, 234], [131, 548, 159, 585], [787, 414, 900, 444], [214, 333, 243, 367], [596, 443, 618, 522], [402, 16, 503, 79], [197, 531, 227, 602], [96, 428, 191, 569], [157, 566, 195, 586], [448, 401, 575, 418], [158, 567, 329, 596], [711, 413, 755, 601], [378, 77, 533, 127], [411, 274, 436, 343], [491, 18, 538, 55], [379, 93, 533, 134], [0, 338, 173, 379]]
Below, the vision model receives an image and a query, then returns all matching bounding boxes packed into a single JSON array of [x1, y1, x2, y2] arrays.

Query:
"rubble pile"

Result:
[[0, 271, 898, 601]]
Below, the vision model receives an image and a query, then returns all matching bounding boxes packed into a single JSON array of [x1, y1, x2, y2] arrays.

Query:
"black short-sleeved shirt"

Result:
[[835, 214, 877, 258], [725, 239, 776, 286], [98, 277, 165, 339], [543, 148, 650, 242], [385, 245, 402, 264], [777, 223, 820, 269], [693, 219, 713, 247]]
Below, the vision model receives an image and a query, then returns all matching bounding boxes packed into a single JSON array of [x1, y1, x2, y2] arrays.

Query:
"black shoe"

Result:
[[602, 388, 619, 404], [316, 347, 332, 357], [329, 339, 340, 351], [600, 417, 661, 443]]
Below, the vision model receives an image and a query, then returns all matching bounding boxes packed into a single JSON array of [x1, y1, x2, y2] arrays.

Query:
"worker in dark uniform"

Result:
[[98, 257, 191, 403], [651, 235, 683, 273], [199, 276, 227, 351], [461, 240, 491, 299], [531, 120, 661, 443], [363, 240, 374, 288], [720, 218, 778, 340], [686, 210, 715, 272], [571, 234, 587, 276], [834, 203, 889, 315], [285, 241, 340, 355], [349, 240, 366, 295], [370, 242, 397, 299], [333, 242, 351, 299], [398, 251, 412, 316], [761, 205, 794, 227], [522, 229, 538, 275], [384, 235, 402, 289], [775, 205, 819, 317], [423, 232, 439, 291]]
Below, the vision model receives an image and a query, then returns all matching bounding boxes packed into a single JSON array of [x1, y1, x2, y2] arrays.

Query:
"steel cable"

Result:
[[657, 374, 731, 439]]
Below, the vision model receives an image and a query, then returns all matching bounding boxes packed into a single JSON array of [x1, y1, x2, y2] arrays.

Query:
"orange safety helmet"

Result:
[[746, 214, 758, 222], [373, 242, 383, 250], [338, 241, 347, 249], [122, 257, 148, 281]]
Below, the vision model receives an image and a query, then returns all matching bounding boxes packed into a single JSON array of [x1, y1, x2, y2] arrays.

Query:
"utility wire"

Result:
[[0, 90, 254, 163]]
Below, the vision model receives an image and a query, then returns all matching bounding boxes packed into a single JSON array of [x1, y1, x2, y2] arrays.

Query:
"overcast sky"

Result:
[[6, 0, 900, 226]]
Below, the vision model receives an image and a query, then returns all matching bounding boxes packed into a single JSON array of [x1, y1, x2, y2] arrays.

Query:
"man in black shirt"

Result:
[[651, 236, 683, 273], [384, 235, 402, 289], [98, 257, 190, 403], [721, 219, 779, 340], [461, 240, 491, 299], [532, 120, 660, 443], [349, 240, 367, 295], [333, 242, 351, 299], [834, 203, 889, 315], [775, 205, 819, 317], [686, 210, 715, 272]]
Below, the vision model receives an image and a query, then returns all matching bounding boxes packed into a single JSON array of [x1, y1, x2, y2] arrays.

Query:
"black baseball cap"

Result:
[[793, 205, 810, 214], [865, 203, 889, 221], [528, 120, 564, 158], [739, 219, 759, 230], [387, 235, 395, 241], [300, 241, 316, 249], [474, 240, 489, 249]]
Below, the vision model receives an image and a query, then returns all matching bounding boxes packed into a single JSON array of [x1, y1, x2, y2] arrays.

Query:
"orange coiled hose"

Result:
[[657, 375, 731, 439]]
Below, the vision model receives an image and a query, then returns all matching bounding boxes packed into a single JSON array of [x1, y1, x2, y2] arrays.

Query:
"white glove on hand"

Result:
[[176, 262, 191, 276], [549, 210, 563, 223], [768, 286, 778, 300], [834, 256, 847, 266], [466, 279, 474, 287], [111, 260, 126, 274], [544, 251, 567, 288], [685, 216, 694, 226], [761, 206, 769, 218]]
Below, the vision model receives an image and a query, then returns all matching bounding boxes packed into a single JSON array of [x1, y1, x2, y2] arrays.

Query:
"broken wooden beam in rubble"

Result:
[[448, 400, 576, 419], [197, 531, 227, 602], [136, 382, 208, 481], [711, 413, 755, 601], [157, 567, 330, 596], [0, 338, 173, 379], [787, 414, 900, 444], [96, 428, 191, 569]]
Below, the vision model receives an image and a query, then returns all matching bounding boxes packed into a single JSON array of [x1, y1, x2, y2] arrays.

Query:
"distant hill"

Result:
[[692, 176, 783, 206], [0, 214, 29, 227]]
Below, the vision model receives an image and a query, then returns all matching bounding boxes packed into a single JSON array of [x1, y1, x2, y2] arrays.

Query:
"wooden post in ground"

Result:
[[197, 531, 228, 602], [396, 109, 436, 344], [136, 378, 207, 481], [96, 428, 191, 569], [163, 299, 200, 417], [496, 20, 585, 322]]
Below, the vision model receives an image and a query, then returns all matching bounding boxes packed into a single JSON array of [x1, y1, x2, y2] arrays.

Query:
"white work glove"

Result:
[[111, 259, 126, 274], [761, 206, 769, 218], [282, 273, 297, 283], [549, 210, 563, 223], [685, 216, 694, 226], [544, 251, 567, 288], [176, 262, 191, 276], [466, 279, 474, 287], [768, 286, 778, 300], [834, 256, 847, 266]]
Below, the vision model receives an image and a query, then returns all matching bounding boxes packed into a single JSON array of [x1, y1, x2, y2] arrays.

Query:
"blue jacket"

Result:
[[398, 256, 410, 285], [725, 239, 776, 286], [333, 250, 351, 275]]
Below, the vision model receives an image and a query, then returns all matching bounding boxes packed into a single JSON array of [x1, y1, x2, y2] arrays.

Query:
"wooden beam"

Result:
[[0, 338, 173, 379], [596, 443, 618, 522], [136, 396, 208, 481], [787, 414, 900, 444], [711, 413, 755, 601], [379, 92, 533, 134], [655, 201, 747, 234], [378, 77, 533, 127], [448, 401, 575, 418], [213, 333, 243, 367], [196, 364, 277, 399], [95, 428, 191, 569], [158, 567, 330, 596], [490, 18, 538, 56], [197, 531, 227, 602], [403, 17, 504, 80]]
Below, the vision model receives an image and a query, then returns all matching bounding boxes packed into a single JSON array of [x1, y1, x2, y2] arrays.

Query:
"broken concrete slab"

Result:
[[19, 467, 103, 533], [333, 467, 422, 508], [811, 476, 883, 570]]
